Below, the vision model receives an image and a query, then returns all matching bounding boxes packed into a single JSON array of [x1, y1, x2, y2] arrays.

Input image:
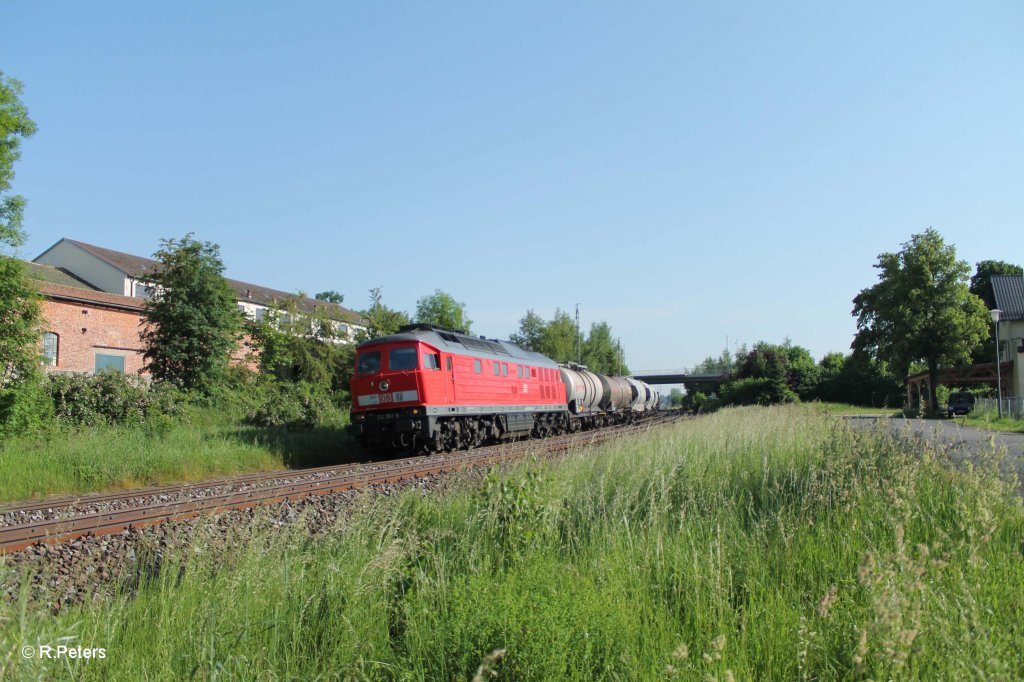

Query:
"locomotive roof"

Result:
[[358, 325, 560, 367]]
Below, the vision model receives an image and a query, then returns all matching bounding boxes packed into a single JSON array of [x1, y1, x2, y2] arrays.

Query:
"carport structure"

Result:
[[904, 362, 1012, 410]]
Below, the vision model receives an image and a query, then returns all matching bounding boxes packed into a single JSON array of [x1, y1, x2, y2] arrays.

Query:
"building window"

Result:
[[134, 283, 155, 300], [95, 354, 126, 374], [42, 332, 58, 367]]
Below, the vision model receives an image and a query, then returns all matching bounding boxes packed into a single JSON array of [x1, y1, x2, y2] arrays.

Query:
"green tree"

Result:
[[582, 321, 628, 375], [414, 289, 472, 333], [969, 260, 1022, 310], [359, 287, 410, 340], [314, 290, 345, 305], [141, 235, 242, 393], [537, 309, 578, 364], [0, 72, 44, 435], [0, 72, 36, 248], [852, 229, 989, 411], [247, 299, 352, 396], [510, 310, 546, 351]]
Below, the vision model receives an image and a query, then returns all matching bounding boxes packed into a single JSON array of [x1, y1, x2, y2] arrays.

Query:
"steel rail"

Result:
[[0, 413, 684, 554]]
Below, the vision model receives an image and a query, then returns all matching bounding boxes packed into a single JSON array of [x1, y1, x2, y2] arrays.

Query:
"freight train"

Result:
[[349, 324, 659, 453]]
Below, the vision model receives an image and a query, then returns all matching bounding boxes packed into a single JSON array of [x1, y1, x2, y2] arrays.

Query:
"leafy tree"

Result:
[[510, 310, 546, 351], [414, 289, 472, 333], [852, 229, 989, 411], [537, 309, 578, 364], [0, 72, 43, 435], [969, 260, 1022, 310], [314, 290, 345, 304], [582, 321, 627, 375], [359, 287, 410, 340], [141, 235, 242, 393], [0, 72, 36, 248], [778, 342, 821, 400], [247, 299, 353, 397]]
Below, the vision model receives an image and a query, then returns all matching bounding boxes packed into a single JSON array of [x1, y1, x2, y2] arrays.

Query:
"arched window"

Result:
[[42, 332, 59, 367]]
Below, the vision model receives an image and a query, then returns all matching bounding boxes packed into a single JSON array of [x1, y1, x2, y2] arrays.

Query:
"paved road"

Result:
[[845, 416, 1024, 483]]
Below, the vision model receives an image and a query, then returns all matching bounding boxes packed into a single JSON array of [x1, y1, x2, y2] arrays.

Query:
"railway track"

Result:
[[0, 412, 684, 554]]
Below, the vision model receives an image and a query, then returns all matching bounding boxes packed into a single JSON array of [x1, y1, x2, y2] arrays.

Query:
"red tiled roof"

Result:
[[36, 281, 147, 312]]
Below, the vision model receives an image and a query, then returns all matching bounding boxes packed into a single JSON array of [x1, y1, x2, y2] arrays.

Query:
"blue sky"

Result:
[[6, 1, 1023, 370]]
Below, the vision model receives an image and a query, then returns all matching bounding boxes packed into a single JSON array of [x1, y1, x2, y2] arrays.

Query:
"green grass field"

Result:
[[5, 405, 1022, 680], [0, 407, 354, 503], [807, 401, 902, 417], [958, 407, 1024, 433]]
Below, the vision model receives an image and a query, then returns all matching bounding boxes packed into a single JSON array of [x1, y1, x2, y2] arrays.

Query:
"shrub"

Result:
[[720, 377, 798, 406], [45, 372, 186, 427], [0, 380, 53, 438], [245, 380, 340, 429]]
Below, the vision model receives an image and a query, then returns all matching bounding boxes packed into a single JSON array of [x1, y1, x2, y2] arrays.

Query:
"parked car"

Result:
[[946, 392, 975, 418]]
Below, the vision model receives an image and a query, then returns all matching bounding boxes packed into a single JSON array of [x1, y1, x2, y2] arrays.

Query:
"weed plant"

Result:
[[4, 406, 1023, 680]]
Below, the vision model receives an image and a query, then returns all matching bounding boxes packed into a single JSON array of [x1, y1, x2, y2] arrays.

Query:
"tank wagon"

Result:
[[350, 324, 659, 453]]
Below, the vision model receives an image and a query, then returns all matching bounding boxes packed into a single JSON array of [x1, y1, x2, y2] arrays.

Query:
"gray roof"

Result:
[[24, 261, 101, 291], [992, 275, 1024, 321], [361, 325, 560, 367], [36, 238, 366, 324]]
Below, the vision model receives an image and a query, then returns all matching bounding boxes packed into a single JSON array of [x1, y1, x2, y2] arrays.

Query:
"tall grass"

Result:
[[0, 407, 353, 502], [4, 406, 1023, 680]]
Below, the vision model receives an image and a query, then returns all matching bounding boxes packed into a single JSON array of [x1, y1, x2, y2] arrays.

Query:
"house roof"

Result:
[[36, 238, 367, 325], [992, 275, 1024, 321], [35, 280, 146, 312], [24, 261, 101, 291]]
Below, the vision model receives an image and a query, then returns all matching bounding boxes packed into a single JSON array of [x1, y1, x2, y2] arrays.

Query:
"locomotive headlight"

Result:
[[379, 380, 390, 392]]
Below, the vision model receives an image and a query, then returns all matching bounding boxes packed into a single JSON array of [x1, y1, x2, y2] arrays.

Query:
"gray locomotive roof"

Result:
[[359, 326, 560, 367]]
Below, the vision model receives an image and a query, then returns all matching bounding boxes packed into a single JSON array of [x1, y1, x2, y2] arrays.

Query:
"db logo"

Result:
[[379, 393, 394, 403]]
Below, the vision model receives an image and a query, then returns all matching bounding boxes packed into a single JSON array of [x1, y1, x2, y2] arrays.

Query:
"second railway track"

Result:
[[0, 413, 684, 554]]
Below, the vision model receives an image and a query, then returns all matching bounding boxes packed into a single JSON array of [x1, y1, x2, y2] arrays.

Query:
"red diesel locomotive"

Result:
[[349, 324, 659, 452]]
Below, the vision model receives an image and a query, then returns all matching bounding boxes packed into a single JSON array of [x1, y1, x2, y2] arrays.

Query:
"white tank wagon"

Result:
[[556, 363, 659, 430]]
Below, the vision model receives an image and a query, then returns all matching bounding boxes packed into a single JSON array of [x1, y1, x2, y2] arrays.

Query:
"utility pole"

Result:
[[575, 303, 581, 365]]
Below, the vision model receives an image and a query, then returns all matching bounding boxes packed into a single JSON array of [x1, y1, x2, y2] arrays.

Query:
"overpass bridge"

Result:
[[629, 368, 730, 385]]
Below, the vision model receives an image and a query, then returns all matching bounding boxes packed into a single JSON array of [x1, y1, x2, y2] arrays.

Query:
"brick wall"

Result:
[[40, 298, 148, 375]]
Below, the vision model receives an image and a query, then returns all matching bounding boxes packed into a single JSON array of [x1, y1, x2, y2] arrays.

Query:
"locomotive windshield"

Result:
[[388, 347, 418, 371], [357, 350, 381, 375]]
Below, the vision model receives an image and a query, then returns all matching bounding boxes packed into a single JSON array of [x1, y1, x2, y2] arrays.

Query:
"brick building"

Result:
[[28, 262, 148, 375], [28, 238, 368, 376]]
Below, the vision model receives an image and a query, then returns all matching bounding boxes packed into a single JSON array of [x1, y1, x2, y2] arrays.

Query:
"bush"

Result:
[[720, 377, 798, 406], [245, 380, 341, 429], [45, 372, 186, 427], [0, 380, 53, 438]]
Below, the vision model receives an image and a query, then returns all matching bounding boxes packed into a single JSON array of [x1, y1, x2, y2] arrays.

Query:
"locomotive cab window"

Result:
[[493, 362, 500, 376], [502, 363, 508, 376], [358, 351, 381, 374], [423, 353, 441, 370], [474, 359, 481, 374], [389, 347, 418, 371], [517, 366, 523, 378], [446, 357, 452, 371]]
